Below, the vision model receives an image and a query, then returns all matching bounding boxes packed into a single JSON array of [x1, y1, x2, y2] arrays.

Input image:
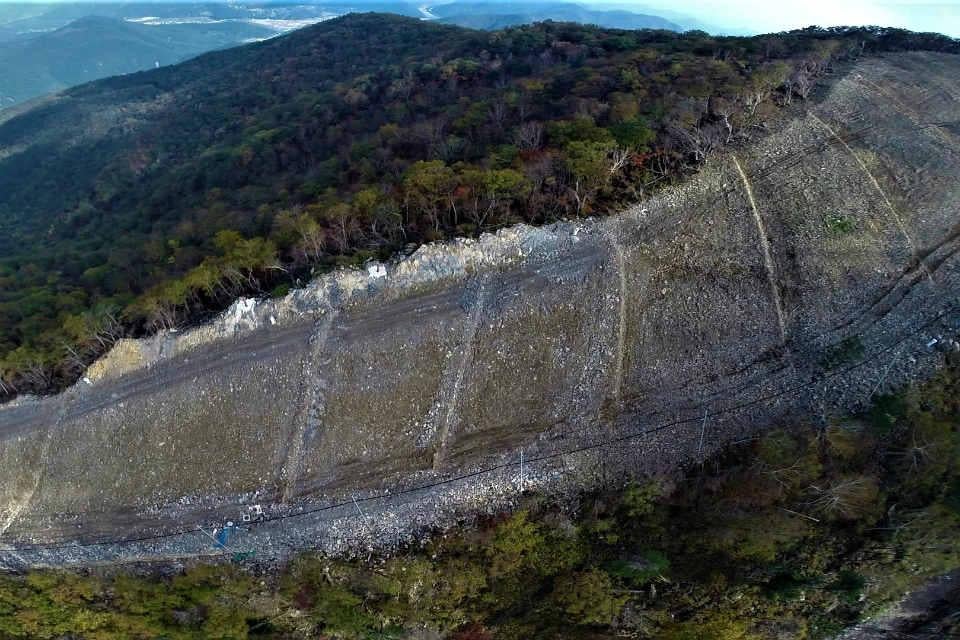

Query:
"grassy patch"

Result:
[[824, 213, 857, 235]]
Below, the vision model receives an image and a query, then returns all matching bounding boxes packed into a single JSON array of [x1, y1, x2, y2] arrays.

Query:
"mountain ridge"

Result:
[[432, 1, 682, 31]]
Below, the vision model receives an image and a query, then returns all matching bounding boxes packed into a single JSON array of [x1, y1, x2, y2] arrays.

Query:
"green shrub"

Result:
[[865, 392, 908, 434], [660, 614, 760, 640], [827, 570, 865, 605], [824, 213, 856, 234], [820, 336, 865, 369], [604, 549, 669, 585], [550, 569, 627, 626]]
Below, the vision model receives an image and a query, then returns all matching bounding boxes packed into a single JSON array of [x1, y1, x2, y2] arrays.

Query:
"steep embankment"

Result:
[[1, 51, 959, 567]]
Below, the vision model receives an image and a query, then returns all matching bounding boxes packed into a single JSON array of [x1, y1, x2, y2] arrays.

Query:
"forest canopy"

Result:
[[0, 13, 957, 399]]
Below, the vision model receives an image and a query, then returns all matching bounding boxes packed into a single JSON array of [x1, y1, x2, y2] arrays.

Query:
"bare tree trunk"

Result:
[[608, 147, 633, 175]]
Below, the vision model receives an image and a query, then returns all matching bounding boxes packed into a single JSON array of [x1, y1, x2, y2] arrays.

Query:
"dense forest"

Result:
[[0, 361, 957, 638], [1, 14, 958, 399]]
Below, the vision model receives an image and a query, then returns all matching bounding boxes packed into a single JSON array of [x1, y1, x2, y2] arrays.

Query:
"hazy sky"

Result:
[[0, 0, 956, 37], [614, 0, 960, 36]]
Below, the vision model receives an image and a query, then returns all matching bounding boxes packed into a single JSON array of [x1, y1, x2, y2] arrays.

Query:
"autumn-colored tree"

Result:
[[404, 160, 457, 232]]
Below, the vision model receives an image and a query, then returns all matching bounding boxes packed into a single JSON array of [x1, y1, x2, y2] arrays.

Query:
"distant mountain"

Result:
[[0, 1, 682, 109], [0, 2, 413, 40], [0, 2, 436, 108], [584, 2, 732, 34], [0, 15, 275, 108], [432, 2, 681, 31]]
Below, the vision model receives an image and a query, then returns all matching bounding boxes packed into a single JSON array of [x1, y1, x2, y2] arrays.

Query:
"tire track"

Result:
[[808, 111, 932, 283], [0, 402, 64, 539], [604, 231, 629, 408], [732, 154, 789, 345], [432, 277, 487, 471], [850, 74, 960, 153], [836, 220, 960, 336], [7, 293, 958, 554], [279, 309, 339, 503]]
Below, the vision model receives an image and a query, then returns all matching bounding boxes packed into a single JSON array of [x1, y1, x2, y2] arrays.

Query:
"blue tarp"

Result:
[[215, 526, 233, 548]]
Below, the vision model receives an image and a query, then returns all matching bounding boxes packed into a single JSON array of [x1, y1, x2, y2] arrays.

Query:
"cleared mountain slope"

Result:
[[0, 50, 958, 567]]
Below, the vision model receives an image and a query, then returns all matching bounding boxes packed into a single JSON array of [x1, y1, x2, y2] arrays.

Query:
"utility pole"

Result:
[[868, 345, 905, 402], [698, 406, 709, 465], [519, 448, 525, 492], [352, 496, 376, 562], [353, 496, 374, 539]]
